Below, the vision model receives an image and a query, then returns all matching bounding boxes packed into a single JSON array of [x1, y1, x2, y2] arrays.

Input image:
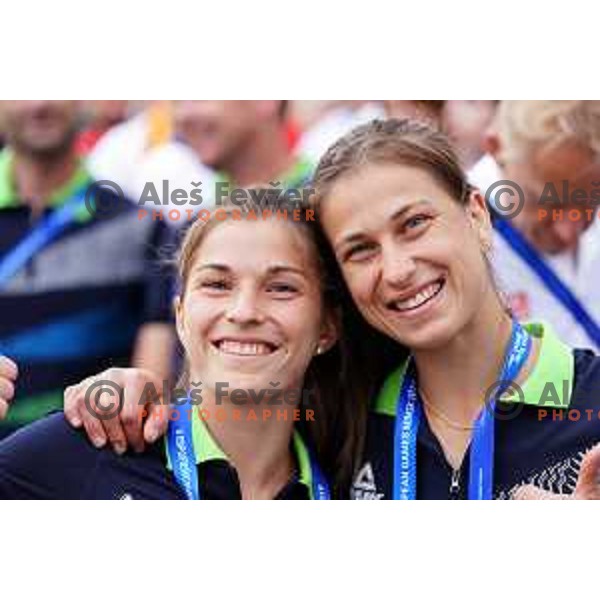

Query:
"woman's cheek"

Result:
[[340, 263, 360, 293], [280, 297, 322, 348], [344, 266, 373, 307]]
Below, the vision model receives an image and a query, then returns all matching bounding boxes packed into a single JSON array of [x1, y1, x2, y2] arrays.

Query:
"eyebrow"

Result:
[[194, 264, 230, 273], [266, 265, 307, 277], [336, 199, 432, 250], [192, 264, 307, 277]]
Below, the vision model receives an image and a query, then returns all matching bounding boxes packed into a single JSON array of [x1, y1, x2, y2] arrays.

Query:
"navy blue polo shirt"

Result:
[[351, 323, 600, 499], [0, 150, 175, 437], [0, 410, 318, 500]]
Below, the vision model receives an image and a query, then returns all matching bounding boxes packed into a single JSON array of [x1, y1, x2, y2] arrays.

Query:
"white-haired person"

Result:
[[471, 101, 600, 351]]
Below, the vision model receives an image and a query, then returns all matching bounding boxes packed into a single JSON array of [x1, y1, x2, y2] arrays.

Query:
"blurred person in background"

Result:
[[173, 100, 312, 192], [139, 100, 311, 216], [384, 100, 445, 125], [442, 100, 498, 170], [298, 101, 496, 173], [483, 101, 600, 350], [298, 101, 442, 171], [0, 100, 175, 439], [75, 100, 130, 155], [91, 101, 305, 217], [87, 101, 180, 199], [386, 101, 498, 171], [296, 101, 385, 165]]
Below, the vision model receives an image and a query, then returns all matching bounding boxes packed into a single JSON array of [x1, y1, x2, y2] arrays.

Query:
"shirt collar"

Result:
[[0, 148, 92, 210], [374, 321, 574, 416], [165, 408, 315, 497]]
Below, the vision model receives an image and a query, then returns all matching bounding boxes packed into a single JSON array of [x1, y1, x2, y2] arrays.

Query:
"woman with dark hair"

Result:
[[312, 118, 600, 499]]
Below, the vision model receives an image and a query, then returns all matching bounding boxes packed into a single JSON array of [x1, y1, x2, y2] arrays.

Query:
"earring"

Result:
[[315, 346, 323, 356]]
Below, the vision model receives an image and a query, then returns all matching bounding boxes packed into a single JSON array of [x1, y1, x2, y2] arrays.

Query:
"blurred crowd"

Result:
[[1, 99, 599, 438]]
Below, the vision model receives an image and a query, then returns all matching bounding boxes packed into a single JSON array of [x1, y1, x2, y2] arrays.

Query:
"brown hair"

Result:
[[310, 118, 508, 469], [173, 194, 364, 497], [312, 117, 470, 209]]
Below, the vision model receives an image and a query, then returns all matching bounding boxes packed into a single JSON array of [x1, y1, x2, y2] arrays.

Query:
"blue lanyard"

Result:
[[393, 321, 532, 500], [166, 399, 201, 500], [167, 397, 331, 500], [494, 218, 600, 348], [308, 447, 331, 500], [0, 191, 88, 287]]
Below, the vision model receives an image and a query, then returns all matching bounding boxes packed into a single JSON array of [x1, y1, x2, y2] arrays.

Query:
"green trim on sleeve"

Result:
[[292, 430, 314, 498], [500, 321, 573, 409], [374, 362, 409, 417], [372, 321, 574, 417]]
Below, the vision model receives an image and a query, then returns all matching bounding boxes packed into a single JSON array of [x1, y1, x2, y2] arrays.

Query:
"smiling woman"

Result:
[[18, 118, 600, 500], [0, 195, 369, 499], [311, 118, 600, 499]]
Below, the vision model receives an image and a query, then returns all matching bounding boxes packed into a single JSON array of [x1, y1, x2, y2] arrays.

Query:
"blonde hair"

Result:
[[496, 100, 600, 163]]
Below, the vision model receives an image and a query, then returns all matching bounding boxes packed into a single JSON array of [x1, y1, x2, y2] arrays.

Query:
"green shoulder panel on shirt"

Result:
[[190, 410, 228, 463], [501, 321, 573, 409], [0, 149, 94, 223], [292, 429, 315, 499], [373, 321, 574, 417], [374, 362, 409, 417], [165, 407, 227, 469], [166, 408, 315, 496]]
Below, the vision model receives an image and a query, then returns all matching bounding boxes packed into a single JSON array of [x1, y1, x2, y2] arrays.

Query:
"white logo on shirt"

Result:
[[498, 447, 593, 499], [351, 463, 384, 500]]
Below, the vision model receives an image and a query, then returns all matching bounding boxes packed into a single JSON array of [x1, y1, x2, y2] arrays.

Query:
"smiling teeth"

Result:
[[394, 281, 443, 311], [218, 341, 273, 356]]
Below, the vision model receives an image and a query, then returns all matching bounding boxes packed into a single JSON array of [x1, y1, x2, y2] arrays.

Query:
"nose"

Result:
[[381, 242, 417, 289], [225, 286, 264, 325]]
